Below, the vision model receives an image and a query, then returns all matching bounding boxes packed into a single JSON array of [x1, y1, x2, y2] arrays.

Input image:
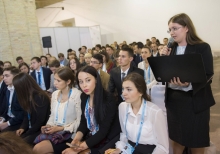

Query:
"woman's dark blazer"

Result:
[[165, 42, 215, 113], [20, 94, 51, 137], [77, 92, 120, 148]]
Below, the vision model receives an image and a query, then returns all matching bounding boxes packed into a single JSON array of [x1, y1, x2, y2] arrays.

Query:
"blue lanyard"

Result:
[[55, 89, 72, 125], [85, 97, 99, 135], [28, 113, 31, 128], [144, 63, 151, 84], [125, 100, 147, 149]]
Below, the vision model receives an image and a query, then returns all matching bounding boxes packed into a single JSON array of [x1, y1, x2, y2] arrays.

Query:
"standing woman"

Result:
[[138, 46, 157, 94], [162, 13, 215, 154], [99, 51, 114, 74], [33, 67, 82, 154], [13, 73, 50, 145], [105, 73, 169, 154], [62, 66, 120, 154]]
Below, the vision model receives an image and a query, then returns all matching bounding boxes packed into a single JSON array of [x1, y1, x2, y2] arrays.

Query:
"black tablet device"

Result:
[[147, 54, 207, 83]]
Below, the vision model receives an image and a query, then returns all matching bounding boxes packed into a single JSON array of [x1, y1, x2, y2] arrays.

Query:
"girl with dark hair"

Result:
[[162, 13, 215, 153], [13, 73, 50, 145], [40, 56, 48, 68], [69, 57, 81, 89], [62, 66, 120, 154], [33, 67, 82, 154], [105, 73, 169, 154], [18, 62, 30, 74], [99, 51, 114, 73], [69, 57, 81, 76]]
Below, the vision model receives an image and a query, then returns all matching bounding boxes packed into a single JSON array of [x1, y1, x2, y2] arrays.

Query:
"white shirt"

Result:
[[138, 61, 157, 94], [35, 67, 46, 90], [168, 46, 193, 91], [7, 85, 15, 118], [102, 63, 107, 72], [153, 51, 159, 57], [116, 100, 169, 154], [0, 80, 3, 89]]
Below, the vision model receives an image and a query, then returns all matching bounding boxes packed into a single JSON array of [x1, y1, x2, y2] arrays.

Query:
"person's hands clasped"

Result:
[[16, 129, 24, 136], [170, 77, 189, 87], [41, 125, 51, 133], [105, 148, 121, 154], [161, 46, 172, 56]]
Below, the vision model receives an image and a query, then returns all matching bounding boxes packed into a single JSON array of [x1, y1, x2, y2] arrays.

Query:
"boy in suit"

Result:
[[0, 67, 7, 116], [58, 53, 69, 66], [30, 57, 52, 90], [108, 47, 144, 105], [90, 54, 110, 91], [0, 66, 24, 131]]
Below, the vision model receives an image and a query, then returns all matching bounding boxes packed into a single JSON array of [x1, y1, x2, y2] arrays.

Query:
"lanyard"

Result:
[[85, 97, 99, 135], [143, 62, 151, 84], [55, 89, 72, 125], [125, 100, 147, 149], [28, 113, 31, 128]]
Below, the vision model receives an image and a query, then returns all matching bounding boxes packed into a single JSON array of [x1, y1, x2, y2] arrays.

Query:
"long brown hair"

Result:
[[12, 73, 50, 112], [123, 73, 151, 101], [0, 132, 36, 154], [168, 13, 203, 45]]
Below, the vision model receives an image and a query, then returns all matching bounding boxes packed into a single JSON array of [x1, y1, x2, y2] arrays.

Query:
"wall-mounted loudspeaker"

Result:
[[42, 36, 52, 48]]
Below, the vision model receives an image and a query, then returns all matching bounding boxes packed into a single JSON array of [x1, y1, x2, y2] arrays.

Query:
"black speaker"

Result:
[[42, 36, 52, 48]]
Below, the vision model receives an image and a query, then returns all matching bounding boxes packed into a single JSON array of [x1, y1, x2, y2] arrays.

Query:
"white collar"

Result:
[[7, 85, 14, 91], [121, 67, 129, 74], [127, 99, 147, 116]]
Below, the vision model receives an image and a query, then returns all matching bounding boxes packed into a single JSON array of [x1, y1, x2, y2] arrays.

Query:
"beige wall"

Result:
[[0, 0, 42, 66]]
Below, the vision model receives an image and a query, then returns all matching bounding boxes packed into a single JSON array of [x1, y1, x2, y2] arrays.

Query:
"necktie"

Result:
[[122, 72, 126, 80], [38, 72, 41, 86]]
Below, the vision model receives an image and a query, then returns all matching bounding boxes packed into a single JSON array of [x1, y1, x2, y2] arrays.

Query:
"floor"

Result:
[[210, 57, 220, 154]]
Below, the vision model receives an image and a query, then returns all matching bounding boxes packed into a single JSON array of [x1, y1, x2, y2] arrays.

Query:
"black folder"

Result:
[[147, 54, 207, 83]]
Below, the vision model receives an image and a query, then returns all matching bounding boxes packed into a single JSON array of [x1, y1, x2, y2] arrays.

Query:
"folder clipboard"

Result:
[[147, 54, 207, 83]]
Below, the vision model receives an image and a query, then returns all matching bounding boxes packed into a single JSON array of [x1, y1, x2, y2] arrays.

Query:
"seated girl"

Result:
[[62, 66, 120, 154], [105, 73, 169, 154], [13, 73, 50, 145], [33, 67, 82, 154]]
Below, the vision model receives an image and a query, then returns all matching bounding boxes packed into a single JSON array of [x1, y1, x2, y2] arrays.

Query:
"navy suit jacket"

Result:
[[2, 90, 24, 126], [0, 81, 7, 116], [108, 64, 144, 105], [31, 67, 52, 90], [133, 54, 142, 66]]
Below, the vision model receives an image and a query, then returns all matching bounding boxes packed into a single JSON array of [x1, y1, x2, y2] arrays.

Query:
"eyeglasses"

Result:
[[90, 61, 100, 64], [167, 27, 183, 33]]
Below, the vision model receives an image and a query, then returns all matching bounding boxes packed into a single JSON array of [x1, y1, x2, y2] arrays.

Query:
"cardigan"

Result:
[[47, 88, 82, 133]]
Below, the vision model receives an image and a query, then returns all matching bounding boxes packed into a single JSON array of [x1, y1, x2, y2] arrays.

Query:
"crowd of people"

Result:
[[0, 13, 215, 154]]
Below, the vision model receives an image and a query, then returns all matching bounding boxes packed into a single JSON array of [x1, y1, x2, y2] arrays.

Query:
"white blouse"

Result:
[[47, 88, 82, 135], [168, 46, 193, 91], [116, 100, 169, 154], [138, 61, 157, 93]]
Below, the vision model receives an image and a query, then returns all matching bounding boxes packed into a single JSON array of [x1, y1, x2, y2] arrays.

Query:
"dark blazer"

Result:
[[2, 90, 24, 126], [165, 43, 215, 113], [31, 67, 52, 90], [0, 81, 7, 116], [20, 94, 50, 137], [133, 54, 142, 66], [77, 92, 120, 148], [151, 51, 160, 57], [108, 64, 144, 104]]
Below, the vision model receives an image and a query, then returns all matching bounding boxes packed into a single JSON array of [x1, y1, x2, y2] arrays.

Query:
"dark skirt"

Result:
[[128, 140, 156, 154], [166, 88, 210, 148]]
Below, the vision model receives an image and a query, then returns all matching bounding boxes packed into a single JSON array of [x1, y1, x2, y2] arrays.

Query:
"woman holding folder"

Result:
[[162, 13, 215, 154]]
